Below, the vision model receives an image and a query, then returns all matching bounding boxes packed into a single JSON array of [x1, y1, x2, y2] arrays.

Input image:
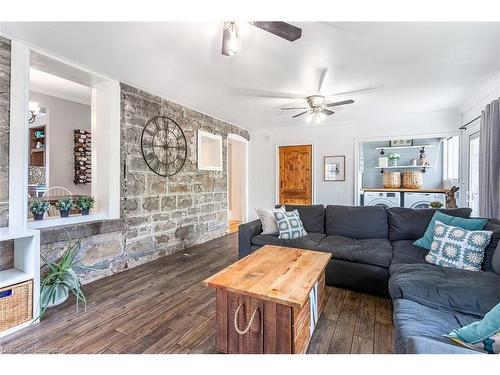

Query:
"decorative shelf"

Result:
[[0, 269, 32, 289], [374, 166, 432, 169], [375, 145, 435, 151]]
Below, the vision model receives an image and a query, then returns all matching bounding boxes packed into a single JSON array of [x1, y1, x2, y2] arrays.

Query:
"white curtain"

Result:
[[479, 98, 500, 218]]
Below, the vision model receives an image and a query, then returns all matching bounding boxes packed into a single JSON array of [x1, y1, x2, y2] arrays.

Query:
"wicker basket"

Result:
[[0, 280, 33, 333], [402, 171, 423, 189], [383, 172, 401, 189]]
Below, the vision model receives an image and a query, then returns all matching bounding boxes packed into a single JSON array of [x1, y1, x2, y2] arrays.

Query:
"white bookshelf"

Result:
[[0, 228, 40, 339]]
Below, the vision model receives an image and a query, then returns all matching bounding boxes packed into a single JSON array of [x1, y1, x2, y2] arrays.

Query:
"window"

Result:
[[468, 132, 480, 216], [443, 136, 459, 181], [9, 42, 120, 229]]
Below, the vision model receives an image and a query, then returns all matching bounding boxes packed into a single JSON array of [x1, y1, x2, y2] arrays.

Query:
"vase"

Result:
[[41, 285, 69, 308], [34, 213, 44, 220], [59, 209, 69, 218], [389, 159, 398, 167], [81, 208, 90, 215]]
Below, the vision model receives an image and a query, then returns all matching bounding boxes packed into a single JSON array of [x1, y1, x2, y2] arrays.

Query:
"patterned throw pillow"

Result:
[[274, 210, 307, 240], [425, 220, 492, 271]]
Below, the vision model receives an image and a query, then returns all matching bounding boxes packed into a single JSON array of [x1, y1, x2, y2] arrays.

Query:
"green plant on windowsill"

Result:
[[40, 238, 90, 319], [55, 198, 75, 218], [30, 199, 50, 221], [76, 196, 95, 215]]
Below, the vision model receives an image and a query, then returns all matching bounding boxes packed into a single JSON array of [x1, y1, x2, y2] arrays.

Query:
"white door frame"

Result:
[[227, 134, 249, 223], [275, 142, 316, 206], [459, 120, 481, 209]]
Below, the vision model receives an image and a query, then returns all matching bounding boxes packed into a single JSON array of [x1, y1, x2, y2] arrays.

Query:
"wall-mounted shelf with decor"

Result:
[[376, 165, 431, 173], [375, 145, 435, 151], [73, 129, 91, 185]]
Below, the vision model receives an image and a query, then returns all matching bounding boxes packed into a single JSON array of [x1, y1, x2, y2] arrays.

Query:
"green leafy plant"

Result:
[[76, 196, 95, 210], [55, 197, 74, 211], [388, 153, 401, 160], [430, 201, 444, 209], [29, 199, 50, 215], [40, 238, 89, 319]]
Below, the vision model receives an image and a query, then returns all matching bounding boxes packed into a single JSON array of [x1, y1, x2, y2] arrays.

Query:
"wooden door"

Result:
[[279, 145, 312, 205]]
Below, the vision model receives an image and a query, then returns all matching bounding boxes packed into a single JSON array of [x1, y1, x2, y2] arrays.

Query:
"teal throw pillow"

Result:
[[414, 211, 487, 250], [274, 210, 307, 240], [425, 221, 492, 271], [446, 303, 500, 354]]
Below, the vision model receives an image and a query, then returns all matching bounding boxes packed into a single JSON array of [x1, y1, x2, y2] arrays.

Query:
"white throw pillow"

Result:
[[255, 206, 285, 234]]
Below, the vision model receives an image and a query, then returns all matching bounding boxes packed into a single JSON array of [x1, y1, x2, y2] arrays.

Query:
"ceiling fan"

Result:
[[222, 21, 302, 56], [281, 69, 355, 122]]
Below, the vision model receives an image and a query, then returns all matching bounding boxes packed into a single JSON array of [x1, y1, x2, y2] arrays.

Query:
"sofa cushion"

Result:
[[325, 205, 388, 239], [390, 240, 429, 269], [277, 204, 325, 233], [387, 207, 472, 241], [389, 263, 500, 317], [482, 219, 500, 273], [316, 235, 393, 268], [406, 336, 480, 354], [393, 299, 478, 354], [251, 232, 325, 251]]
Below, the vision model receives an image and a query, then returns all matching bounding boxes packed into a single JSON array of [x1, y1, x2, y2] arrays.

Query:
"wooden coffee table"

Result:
[[204, 245, 331, 354]]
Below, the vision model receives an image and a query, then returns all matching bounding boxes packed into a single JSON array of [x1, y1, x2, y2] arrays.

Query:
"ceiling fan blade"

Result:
[[321, 108, 335, 115], [326, 99, 355, 107], [281, 107, 308, 110], [325, 86, 380, 97], [317, 68, 328, 94], [231, 87, 306, 99], [292, 111, 309, 118], [250, 22, 302, 42]]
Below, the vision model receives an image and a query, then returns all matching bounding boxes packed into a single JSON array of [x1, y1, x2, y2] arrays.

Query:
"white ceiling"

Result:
[[2, 22, 499, 130], [30, 68, 91, 106]]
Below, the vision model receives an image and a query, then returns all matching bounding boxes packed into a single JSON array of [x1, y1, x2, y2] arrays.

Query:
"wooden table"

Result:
[[204, 245, 331, 354]]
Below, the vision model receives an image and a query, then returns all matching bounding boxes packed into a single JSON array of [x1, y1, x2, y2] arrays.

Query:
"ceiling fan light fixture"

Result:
[[222, 21, 240, 56], [307, 95, 326, 109]]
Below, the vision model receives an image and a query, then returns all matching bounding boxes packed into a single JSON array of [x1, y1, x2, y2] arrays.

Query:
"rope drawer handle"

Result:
[[234, 303, 260, 335]]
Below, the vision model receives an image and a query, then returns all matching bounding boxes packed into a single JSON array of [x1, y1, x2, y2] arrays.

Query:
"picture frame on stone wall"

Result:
[[324, 155, 345, 181]]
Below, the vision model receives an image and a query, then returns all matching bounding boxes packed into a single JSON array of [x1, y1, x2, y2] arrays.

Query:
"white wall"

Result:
[[228, 139, 245, 221], [248, 111, 460, 219], [30, 91, 91, 196]]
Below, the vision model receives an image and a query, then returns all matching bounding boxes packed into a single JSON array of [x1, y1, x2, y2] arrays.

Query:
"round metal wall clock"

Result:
[[140, 115, 187, 177]]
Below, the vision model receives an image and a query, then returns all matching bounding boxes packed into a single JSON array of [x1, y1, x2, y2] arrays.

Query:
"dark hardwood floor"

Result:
[[0, 233, 394, 354]]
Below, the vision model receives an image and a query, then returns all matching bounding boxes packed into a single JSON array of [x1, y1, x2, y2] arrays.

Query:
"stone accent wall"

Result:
[[0, 36, 10, 228], [0, 37, 12, 271], [38, 84, 249, 284]]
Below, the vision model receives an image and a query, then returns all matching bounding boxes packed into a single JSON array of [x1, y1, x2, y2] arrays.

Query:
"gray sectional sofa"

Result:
[[238, 204, 500, 354]]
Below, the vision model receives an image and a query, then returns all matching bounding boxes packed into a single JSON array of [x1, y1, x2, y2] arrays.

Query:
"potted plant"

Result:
[[40, 238, 89, 318], [55, 197, 74, 218], [430, 201, 444, 209], [388, 153, 401, 167], [29, 199, 50, 220], [76, 196, 95, 215]]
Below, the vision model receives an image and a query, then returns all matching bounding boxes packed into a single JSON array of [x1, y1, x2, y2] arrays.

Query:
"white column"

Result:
[[8, 41, 30, 229]]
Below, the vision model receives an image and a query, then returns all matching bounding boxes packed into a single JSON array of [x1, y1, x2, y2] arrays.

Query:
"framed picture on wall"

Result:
[[324, 155, 345, 181]]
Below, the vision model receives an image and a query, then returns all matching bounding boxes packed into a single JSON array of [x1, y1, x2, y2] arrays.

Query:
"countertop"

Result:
[[362, 188, 449, 193]]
